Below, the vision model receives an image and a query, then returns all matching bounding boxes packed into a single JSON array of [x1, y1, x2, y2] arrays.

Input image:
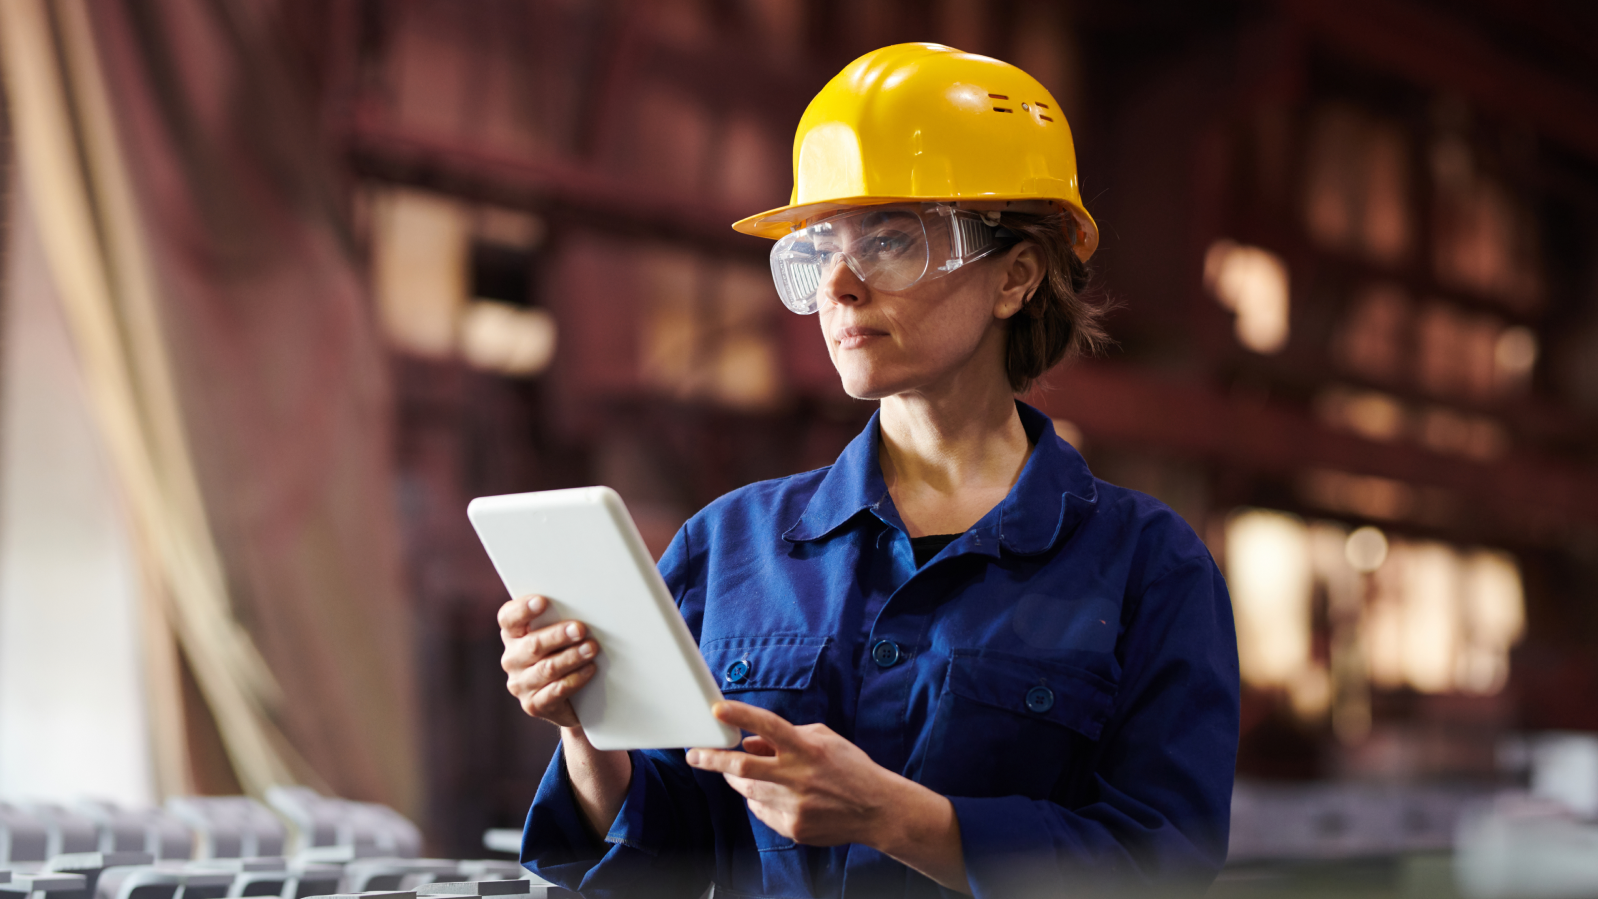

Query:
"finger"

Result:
[[506, 637, 594, 686], [721, 772, 754, 799], [532, 639, 600, 686], [497, 596, 532, 634], [528, 662, 596, 713], [744, 800, 794, 842], [499, 595, 552, 640], [506, 635, 598, 682], [528, 619, 587, 658], [501, 621, 591, 669], [713, 701, 803, 752], [512, 659, 589, 722], [742, 735, 778, 757], [723, 773, 785, 804], [524, 593, 548, 617], [685, 747, 784, 782]]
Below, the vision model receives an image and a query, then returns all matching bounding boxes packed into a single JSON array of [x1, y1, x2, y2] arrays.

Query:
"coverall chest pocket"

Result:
[[917, 649, 1116, 799], [700, 636, 829, 852]]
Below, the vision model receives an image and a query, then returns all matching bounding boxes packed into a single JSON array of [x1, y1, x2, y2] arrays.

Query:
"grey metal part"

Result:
[[342, 863, 453, 895], [333, 806, 420, 861], [170, 871, 233, 899], [68, 805, 191, 863], [44, 851, 155, 899], [49, 852, 157, 874], [24, 807, 99, 859], [390, 877, 445, 893], [282, 872, 341, 899], [223, 873, 287, 899], [281, 865, 337, 878], [163, 800, 283, 862], [94, 867, 180, 899], [5, 874, 89, 891], [342, 877, 399, 895], [1, 804, 51, 863], [262, 790, 337, 856], [245, 832, 282, 861], [103, 829, 145, 856], [184, 861, 284, 875], [416, 882, 527, 896], [293, 846, 381, 866], [446, 863, 523, 883], [300, 893, 416, 899], [260, 790, 424, 864], [70, 805, 147, 856], [145, 817, 193, 863], [191, 827, 241, 863]]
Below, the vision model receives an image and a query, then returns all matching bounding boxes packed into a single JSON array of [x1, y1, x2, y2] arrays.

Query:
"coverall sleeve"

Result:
[[947, 557, 1240, 898], [520, 526, 716, 898]]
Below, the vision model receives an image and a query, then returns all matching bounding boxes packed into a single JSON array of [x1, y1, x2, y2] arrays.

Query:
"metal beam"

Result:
[[1282, 0, 1598, 162], [344, 118, 772, 257], [1031, 361, 1598, 541]]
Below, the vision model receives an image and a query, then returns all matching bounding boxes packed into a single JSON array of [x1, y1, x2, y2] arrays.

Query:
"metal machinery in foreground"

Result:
[[0, 792, 569, 899]]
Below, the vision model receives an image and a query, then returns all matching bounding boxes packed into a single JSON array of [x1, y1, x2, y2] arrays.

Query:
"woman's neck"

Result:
[[877, 375, 1033, 537]]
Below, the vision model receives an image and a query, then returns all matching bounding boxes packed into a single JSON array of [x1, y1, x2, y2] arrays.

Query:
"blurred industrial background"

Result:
[[2, 0, 1598, 895]]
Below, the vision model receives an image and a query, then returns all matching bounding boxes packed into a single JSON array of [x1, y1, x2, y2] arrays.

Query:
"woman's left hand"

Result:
[[686, 700, 895, 846]]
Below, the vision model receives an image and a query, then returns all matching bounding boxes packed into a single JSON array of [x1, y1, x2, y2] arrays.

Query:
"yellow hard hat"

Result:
[[732, 42, 1098, 261]]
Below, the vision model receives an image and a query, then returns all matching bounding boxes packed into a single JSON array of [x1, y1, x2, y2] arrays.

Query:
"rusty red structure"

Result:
[[253, 0, 1598, 854]]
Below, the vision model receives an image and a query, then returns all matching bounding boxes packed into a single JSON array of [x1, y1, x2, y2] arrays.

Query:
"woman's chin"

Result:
[[835, 363, 901, 401]]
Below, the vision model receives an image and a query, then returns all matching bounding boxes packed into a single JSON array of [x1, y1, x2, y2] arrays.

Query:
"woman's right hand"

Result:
[[499, 594, 600, 728]]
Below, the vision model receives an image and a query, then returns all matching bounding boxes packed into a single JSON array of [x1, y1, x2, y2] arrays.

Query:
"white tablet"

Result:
[[467, 486, 741, 751]]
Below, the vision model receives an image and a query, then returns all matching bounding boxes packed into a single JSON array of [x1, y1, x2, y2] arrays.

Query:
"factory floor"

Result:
[[1211, 854, 1466, 899]]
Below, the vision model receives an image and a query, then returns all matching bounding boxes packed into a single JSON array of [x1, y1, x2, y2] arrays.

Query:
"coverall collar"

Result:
[[781, 399, 1098, 555]]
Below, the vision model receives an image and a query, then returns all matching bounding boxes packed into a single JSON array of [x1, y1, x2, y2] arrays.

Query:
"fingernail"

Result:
[[579, 642, 596, 658], [686, 750, 701, 765], [527, 596, 543, 612], [566, 623, 581, 640]]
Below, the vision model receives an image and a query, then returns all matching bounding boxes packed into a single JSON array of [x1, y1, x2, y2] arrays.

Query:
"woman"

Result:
[[500, 44, 1239, 898]]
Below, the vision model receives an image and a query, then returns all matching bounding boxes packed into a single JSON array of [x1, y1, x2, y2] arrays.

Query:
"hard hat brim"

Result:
[[732, 196, 1099, 262]]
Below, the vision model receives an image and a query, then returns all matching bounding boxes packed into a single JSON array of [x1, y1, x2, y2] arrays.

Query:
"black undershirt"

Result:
[[910, 533, 961, 568]]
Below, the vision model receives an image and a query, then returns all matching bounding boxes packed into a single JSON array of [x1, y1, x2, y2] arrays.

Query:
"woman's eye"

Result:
[[862, 230, 915, 257]]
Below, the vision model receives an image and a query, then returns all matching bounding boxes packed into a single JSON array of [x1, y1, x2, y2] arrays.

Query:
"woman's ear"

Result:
[[993, 242, 1045, 320]]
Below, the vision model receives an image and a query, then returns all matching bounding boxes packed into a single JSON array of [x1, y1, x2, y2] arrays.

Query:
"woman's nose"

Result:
[[818, 254, 866, 306]]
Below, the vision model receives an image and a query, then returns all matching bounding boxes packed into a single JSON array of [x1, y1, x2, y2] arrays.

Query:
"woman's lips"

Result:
[[836, 326, 888, 349]]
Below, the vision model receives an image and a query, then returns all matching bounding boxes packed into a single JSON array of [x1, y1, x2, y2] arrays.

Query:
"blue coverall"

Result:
[[523, 402, 1240, 898]]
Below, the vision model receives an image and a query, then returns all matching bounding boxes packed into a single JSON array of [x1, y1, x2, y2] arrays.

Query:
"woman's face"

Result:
[[813, 214, 1037, 400]]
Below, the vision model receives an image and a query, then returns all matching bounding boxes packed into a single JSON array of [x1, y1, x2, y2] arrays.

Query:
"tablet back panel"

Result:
[[468, 487, 740, 750]]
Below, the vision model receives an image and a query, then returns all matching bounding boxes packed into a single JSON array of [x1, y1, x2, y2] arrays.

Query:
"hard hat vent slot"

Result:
[[1039, 115, 1054, 122], [987, 93, 1009, 100], [993, 106, 1013, 113]]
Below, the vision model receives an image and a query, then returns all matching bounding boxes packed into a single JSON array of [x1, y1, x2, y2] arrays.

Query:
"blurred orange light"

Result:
[[1204, 240, 1290, 354]]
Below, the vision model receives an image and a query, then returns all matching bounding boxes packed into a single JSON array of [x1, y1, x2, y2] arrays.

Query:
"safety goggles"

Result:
[[768, 204, 1018, 314]]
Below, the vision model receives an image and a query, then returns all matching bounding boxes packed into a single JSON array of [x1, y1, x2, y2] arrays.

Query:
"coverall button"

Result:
[[871, 639, 901, 668], [1025, 684, 1055, 714], [725, 659, 751, 684]]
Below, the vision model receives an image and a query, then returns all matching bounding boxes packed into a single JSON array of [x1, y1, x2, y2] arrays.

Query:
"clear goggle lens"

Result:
[[769, 205, 1014, 314]]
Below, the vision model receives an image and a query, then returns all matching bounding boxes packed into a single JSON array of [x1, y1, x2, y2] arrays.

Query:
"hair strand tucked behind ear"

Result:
[[997, 211, 1112, 393]]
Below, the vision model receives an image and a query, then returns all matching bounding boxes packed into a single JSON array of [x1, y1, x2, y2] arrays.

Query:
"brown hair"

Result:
[[996, 211, 1111, 393]]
